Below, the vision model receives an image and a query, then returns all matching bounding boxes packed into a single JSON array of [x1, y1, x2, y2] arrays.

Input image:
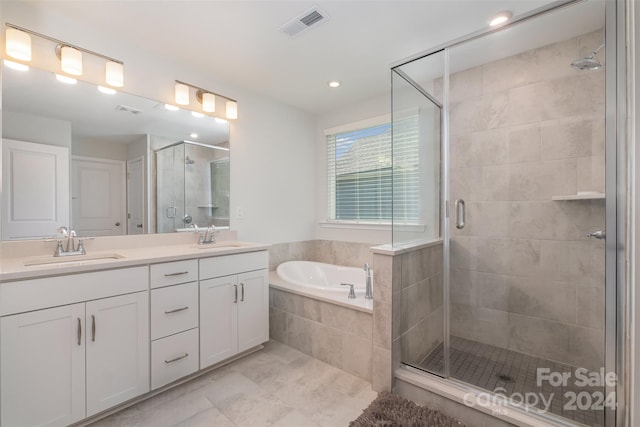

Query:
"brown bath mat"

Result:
[[350, 392, 466, 427]]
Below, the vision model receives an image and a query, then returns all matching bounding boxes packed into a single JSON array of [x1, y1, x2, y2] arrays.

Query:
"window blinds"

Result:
[[326, 114, 419, 223]]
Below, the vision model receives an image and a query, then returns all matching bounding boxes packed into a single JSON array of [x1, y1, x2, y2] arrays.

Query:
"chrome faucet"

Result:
[[50, 226, 88, 257], [364, 263, 373, 300], [198, 225, 218, 245], [341, 283, 357, 299]]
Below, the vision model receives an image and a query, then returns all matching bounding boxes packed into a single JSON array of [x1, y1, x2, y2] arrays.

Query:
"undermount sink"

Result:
[[190, 241, 250, 250], [24, 253, 126, 267]]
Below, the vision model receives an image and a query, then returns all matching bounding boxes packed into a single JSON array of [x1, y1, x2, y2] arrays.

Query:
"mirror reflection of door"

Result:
[[126, 157, 145, 235], [71, 157, 126, 236]]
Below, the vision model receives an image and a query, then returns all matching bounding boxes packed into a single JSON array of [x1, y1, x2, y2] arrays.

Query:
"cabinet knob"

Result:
[[115, 222, 121, 227]]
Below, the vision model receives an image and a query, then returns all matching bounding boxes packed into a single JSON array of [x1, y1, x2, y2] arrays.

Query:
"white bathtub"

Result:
[[271, 261, 372, 312]]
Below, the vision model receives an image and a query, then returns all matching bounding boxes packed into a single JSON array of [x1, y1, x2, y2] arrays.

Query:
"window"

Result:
[[326, 114, 419, 224]]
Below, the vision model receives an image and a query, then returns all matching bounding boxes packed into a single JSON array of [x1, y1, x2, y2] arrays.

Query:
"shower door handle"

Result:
[[586, 230, 606, 240], [455, 199, 465, 230]]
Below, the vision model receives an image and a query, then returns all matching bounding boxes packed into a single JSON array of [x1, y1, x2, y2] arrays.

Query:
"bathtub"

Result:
[[270, 261, 373, 312]]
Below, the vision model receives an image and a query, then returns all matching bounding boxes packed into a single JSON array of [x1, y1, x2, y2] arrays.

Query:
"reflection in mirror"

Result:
[[1, 63, 230, 240]]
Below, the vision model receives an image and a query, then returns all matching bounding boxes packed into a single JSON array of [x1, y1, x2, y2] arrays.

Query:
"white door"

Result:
[[1, 138, 70, 240], [72, 157, 125, 236], [237, 270, 269, 352], [1, 303, 86, 426], [85, 292, 149, 417], [200, 276, 238, 368], [127, 157, 145, 234]]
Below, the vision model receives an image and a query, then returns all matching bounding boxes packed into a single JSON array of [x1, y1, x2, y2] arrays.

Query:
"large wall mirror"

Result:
[[1, 63, 230, 240]]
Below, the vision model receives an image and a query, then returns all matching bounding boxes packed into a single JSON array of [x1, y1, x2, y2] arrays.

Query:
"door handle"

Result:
[[240, 283, 245, 302], [586, 230, 606, 240], [115, 222, 121, 227], [455, 199, 465, 229], [136, 224, 143, 228], [77, 318, 82, 346], [91, 315, 96, 342], [233, 284, 238, 303]]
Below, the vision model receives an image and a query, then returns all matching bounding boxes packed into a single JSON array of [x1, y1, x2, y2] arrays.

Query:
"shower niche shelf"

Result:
[[552, 193, 605, 201]]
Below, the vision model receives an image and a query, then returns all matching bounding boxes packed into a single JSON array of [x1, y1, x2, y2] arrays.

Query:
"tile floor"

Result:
[[89, 340, 377, 427], [418, 336, 604, 427]]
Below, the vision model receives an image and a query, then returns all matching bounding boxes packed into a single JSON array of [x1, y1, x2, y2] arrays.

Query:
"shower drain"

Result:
[[497, 373, 515, 383]]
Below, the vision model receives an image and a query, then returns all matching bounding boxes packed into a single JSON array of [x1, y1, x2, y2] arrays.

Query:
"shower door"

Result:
[[393, 1, 612, 425]]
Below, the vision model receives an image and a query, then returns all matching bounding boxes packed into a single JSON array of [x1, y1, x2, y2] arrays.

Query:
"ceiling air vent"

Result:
[[115, 104, 143, 115], [281, 7, 328, 38]]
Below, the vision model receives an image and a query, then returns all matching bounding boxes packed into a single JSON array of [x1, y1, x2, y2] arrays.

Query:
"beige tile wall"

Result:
[[268, 240, 374, 271], [448, 30, 606, 370], [269, 288, 373, 382], [389, 243, 444, 372]]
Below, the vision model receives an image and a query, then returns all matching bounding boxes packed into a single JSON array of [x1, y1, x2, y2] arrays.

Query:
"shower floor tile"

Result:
[[417, 336, 606, 427]]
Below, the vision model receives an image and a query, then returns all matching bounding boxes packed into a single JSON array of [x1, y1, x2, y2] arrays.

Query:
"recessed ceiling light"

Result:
[[164, 104, 179, 111], [328, 81, 341, 88], [192, 111, 205, 118], [98, 85, 116, 95], [190, 133, 198, 138], [489, 11, 512, 27], [3, 59, 28, 71], [55, 74, 77, 84]]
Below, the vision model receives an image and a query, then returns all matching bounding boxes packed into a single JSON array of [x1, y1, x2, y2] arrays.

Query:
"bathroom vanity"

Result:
[[0, 232, 269, 426]]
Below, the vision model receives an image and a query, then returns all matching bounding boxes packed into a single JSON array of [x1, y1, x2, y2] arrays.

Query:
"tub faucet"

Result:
[[364, 263, 373, 300], [341, 283, 356, 299]]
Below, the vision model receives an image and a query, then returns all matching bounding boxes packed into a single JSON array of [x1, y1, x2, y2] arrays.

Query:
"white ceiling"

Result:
[[26, 0, 565, 115]]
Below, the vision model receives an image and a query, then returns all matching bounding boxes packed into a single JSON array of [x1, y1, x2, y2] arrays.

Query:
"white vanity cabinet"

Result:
[[150, 259, 200, 390], [199, 251, 269, 369], [0, 267, 149, 426]]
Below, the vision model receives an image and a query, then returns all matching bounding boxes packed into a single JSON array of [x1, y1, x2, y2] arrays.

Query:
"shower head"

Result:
[[571, 43, 604, 71], [185, 156, 195, 165]]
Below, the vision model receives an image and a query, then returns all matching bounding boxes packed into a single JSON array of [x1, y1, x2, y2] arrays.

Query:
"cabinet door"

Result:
[[200, 276, 238, 368], [85, 292, 149, 416], [237, 270, 269, 353], [1, 303, 85, 426]]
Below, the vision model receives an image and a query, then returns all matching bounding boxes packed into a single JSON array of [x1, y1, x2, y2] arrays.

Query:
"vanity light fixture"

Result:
[[175, 80, 238, 119], [3, 59, 29, 71], [489, 11, 512, 27], [175, 83, 190, 105], [55, 74, 77, 84], [5, 23, 125, 87]]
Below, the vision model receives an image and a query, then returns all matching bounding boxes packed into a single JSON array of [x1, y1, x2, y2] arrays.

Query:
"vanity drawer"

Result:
[[150, 259, 198, 289], [199, 251, 268, 280], [151, 282, 198, 340], [151, 328, 199, 390]]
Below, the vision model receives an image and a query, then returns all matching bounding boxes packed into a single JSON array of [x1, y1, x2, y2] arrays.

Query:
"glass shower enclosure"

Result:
[[392, 1, 614, 426], [155, 140, 230, 233]]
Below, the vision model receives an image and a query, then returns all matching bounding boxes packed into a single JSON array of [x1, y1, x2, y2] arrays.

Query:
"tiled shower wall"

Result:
[[447, 30, 606, 370], [392, 242, 444, 368]]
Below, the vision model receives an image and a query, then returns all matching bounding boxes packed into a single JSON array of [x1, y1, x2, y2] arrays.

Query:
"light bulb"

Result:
[[175, 83, 189, 105], [202, 93, 216, 112], [60, 46, 83, 76], [6, 28, 31, 61], [225, 101, 238, 120], [105, 61, 124, 87]]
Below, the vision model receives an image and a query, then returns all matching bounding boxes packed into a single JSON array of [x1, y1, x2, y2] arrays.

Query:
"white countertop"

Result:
[[0, 232, 270, 282]]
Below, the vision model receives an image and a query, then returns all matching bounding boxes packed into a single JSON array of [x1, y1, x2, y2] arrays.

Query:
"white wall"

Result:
[[1, 1, 317, 245], [72, 137, 129, 161], [3, 110, 71, 147], [315, 92, 392, 245]]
